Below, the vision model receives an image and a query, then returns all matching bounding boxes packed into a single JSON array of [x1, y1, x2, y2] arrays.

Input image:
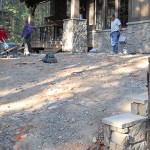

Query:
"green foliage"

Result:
[[0, 0, 28, 44], [34, 1, 51, 27]]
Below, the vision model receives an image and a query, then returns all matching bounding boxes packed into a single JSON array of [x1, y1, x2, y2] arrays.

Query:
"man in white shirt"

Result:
[[110, 15, 122, 54]]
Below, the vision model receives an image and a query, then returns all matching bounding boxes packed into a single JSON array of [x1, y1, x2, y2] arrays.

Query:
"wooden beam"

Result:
[[115, 0, 119, 18], [71, 0, 80, 18], [102, 0, 107, 29]]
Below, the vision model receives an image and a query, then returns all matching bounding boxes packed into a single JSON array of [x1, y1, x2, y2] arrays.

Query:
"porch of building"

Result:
[[21, 0, 150, 54]]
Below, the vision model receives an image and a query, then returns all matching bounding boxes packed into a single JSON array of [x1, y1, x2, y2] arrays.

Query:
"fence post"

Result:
[[147, 57, 150, 149]]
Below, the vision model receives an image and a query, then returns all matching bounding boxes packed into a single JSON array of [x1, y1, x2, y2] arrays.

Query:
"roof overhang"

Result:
[[20, 0, 50, 7]]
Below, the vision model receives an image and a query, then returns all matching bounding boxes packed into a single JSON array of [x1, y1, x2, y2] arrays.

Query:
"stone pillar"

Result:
[[127, 20, 150, 54], [62, 19, 88, 53], [71, 0, 80, 18]]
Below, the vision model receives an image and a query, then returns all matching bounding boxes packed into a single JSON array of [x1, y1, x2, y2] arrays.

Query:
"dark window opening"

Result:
[[119, 0, 128, 27], [95, 0, 128, 30], [105, 0, 115, 29], [80, 1, 86, 19], [96, 0, 103, 30]]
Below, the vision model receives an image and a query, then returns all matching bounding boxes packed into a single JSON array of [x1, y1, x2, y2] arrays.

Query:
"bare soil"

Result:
[[0, 52, 148, 150]]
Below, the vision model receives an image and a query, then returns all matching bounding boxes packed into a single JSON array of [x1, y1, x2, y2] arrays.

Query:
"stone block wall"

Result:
[[62, 19, 88, 53], [103, 118, 147, 150], [88, 29, 127, 53], [88, 20, 150, 54], [102, 92, 148, 150], [62, 19, 150, 54], [127, 20, 150, 54], [131, 102, 148, 117]]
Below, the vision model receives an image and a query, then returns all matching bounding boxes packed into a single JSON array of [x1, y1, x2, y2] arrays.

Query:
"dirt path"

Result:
[[0, 53, 148, 150]]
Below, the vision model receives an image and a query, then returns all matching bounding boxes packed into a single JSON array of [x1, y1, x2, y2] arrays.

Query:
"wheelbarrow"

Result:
[[0, 41, 23, 58]]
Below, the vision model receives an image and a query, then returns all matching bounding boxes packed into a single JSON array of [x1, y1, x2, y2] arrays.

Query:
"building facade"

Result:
[[21, 0, 150, 54]]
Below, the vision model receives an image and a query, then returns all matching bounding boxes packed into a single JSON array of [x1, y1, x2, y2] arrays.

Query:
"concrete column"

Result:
[[71, 0, 80, 18], [88, 0, 95, 26], [115, 0, 119, 18], [62, 19, 87, 53]]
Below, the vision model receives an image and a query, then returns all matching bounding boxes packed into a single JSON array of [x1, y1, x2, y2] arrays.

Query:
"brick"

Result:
[[129, 121, 146, 143], [110, 142, 116, 150], [127, 141, 146, 150], [131, 103, 138, 115], [110, 126, 129, 134], [138, 103, 148, 117], [111, 132, 129, 146], [104, 136, 110, 147], [104, 125, 111, 138], [116, 144, 126, 150], [102, 113, 146, 128]]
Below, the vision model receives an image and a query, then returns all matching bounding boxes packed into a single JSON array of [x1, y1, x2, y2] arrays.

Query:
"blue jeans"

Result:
[[24, 36, 32, 53], [111, 31, 120, 54]]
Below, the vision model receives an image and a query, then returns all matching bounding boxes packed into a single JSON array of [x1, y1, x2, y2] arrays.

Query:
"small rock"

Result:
[[48, 105, 57, 110], [58, 136, 63, 139], [92, 137, 97, 143], [71, 118, 76, 123]]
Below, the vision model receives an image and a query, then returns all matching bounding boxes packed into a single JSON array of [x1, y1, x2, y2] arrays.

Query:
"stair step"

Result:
[[102, 113, 147, 128], [126, 92, 148, 104]]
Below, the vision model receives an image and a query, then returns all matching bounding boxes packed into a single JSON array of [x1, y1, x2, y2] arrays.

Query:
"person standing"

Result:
[[21, 20, 32, 54], [110, 15, 122, 54], [0, 25, 9, 42]]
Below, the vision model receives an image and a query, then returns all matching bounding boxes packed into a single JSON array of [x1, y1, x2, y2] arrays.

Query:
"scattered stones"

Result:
[[0, 53, 148, 149]]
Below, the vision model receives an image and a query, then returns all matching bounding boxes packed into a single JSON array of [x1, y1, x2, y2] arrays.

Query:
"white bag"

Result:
[[3, 42, 9, 49], [24, 43, 29, 55], [2, 38, 9, 50], [119, 36, 126, 43]]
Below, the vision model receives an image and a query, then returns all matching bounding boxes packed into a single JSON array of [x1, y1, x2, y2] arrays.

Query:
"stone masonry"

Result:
[[62, 19, 88, 53], [88, 29, 127, 53], [102, 92, 148, 150], [127, 20, 150, 54], [88, 20, 150, 54], [62, 19, 150, 54], [102, 113, 147, 150]]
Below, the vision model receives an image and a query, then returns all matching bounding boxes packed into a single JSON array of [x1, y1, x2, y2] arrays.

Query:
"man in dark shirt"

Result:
[[21, 20, 32, 53]]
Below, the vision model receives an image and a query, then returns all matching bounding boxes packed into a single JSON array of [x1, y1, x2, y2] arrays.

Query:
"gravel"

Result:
[[0, 52, 148, 150]]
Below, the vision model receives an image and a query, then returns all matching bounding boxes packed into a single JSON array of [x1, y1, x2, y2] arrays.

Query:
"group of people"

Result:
[[0, 15, 122, 55], [0, 19, 32, 55]]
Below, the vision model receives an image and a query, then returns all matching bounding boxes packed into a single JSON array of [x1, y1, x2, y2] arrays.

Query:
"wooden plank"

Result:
[[1, 46, 18, 55]]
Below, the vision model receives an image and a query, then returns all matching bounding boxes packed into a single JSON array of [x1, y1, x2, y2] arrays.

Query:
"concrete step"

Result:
[[127, 92, 148, 104], [102, 113, 147, 129], [125, 92, 148, 117]]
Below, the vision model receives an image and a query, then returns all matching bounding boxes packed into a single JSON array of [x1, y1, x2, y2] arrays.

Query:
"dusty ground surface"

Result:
[[0, 52, 149, 150]]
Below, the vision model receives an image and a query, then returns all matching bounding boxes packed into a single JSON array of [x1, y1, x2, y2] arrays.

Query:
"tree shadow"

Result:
[[0, 53, 148, 149]]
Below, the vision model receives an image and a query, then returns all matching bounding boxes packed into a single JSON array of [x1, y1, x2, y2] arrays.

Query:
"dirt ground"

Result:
[[0, 52, 149, 150]]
